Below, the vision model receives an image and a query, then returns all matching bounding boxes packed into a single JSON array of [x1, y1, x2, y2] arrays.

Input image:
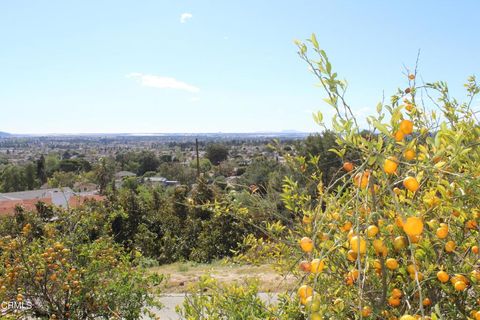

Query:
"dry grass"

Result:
[[149, 261, 296, 294]]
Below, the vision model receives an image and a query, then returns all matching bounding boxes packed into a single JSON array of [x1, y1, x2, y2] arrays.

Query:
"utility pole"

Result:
[[195, 138, 200, 177]]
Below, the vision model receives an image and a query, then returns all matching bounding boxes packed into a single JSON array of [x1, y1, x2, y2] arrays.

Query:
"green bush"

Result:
[[177, 275, 304, 320], [0, 210, 162, 319]]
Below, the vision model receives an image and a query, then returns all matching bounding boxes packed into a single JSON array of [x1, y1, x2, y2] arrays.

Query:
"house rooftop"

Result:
[[0, 188, 74, 201], [0, 188, 104, 215], [115, 171, 137, 179], [145, 177, 167, 182]]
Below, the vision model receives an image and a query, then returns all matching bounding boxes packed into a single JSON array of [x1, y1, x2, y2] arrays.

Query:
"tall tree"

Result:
[[94, 157, 115, 194], [24, 163, 38, 190], [205, 143, 229, 165], [137, 151, 160, 176], [36, 155, 47, 184], [0, 165, 27, 192]]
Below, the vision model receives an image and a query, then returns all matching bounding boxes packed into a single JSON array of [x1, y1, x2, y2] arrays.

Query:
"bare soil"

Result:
[[149, 262, 296, 294]]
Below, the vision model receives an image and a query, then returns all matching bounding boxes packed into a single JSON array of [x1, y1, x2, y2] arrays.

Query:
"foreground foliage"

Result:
[[285, 35, 480, 319], [0, 208, 162, 319], [213, 36, 480, 319], [177, 275, 303, 320]]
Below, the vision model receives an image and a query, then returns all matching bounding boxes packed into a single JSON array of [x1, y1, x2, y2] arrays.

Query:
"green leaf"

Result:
[[313, 111, 323, 124], [310, 33, 319, 49], [368, 156, 377, 166], [372, 119, 390, 136], [328, 148, 343, 158], [300, 44, 307, 54], [323, 97, 337, 108]]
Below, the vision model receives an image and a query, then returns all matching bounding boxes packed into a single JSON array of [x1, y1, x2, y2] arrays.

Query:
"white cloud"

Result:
[[127, 73, 200, 93], [180, 13, 192, 23]]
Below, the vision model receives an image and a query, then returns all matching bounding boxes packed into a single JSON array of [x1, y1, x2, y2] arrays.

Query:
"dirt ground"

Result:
[[149, 261, 297, 294]]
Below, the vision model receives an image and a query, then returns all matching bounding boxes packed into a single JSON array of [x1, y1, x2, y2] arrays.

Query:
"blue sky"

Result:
[[1, 1, 479, 134]]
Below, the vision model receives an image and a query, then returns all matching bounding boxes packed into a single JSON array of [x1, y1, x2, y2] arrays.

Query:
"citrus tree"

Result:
[[0, 208, 162, 319], [285, 34, 480, 319]]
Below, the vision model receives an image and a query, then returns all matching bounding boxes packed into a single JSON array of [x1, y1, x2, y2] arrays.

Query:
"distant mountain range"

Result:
[[0, 132, 11, 137]]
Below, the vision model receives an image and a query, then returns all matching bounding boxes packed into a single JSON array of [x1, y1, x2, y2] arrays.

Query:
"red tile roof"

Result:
[[0, 192, 105, 215]]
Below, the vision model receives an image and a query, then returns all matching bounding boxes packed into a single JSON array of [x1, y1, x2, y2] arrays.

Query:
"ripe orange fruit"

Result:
[[403, 176, 419, 192], [404, 149, 416, 160], [347, 250, 357, 262], [350, 236, 367, 254], [454, 280, 466, 291], [437, 271, 449, 283], [473, 245, 479, 254], [386, 258, 399, 270], [300, 237, 314, 253], [409, 234, 422, 243], [422, 298, 431, 306], [341, 221, 353, 232], [391, 288, 402, 298], [399, 119, 414, 135], [445, 240, 456, 253], [466, 219, 478, 230], [406, 264, 418, 275], [394, 130, 405, 142], [452, 210, 461, 217], [388, 297, 401, 307], [361, 306, 372, 317], [310, 258, 325, 274], [343, 161, 354, 172], [347, 229, 355, 241], [403, 217, 423, 236], [299, 260, 312, 272], [298, 285, 313, 299], [366, 225, 379, 238], [353, 171, 370, 189], [436, 227, 448, 239], [373, 239, 387, 256], [451, 274, 469, 286], [384, 156, 399, 174], [395, 216, 405, 227]]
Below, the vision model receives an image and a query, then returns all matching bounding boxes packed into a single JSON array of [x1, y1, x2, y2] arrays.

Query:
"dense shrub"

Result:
[[177, 275, 303, 320], [0, 209, 162, 319]]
